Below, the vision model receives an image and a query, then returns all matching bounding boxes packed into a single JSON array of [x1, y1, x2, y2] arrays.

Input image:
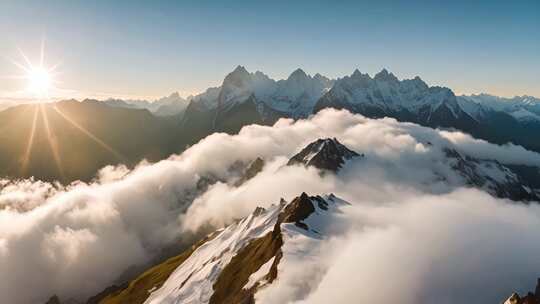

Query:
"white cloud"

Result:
[[280, 190, 540, 304], [0, 109, 539, 303]]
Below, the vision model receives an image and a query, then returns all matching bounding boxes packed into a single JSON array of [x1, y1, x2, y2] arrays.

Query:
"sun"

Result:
[[8, 40, 61, 100], [27, 67, 52, 96]]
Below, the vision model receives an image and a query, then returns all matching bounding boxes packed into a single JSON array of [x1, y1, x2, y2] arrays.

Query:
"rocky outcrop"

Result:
[[288, 138, 362, 172], [503, 278, 540, 304], [444, 148, 540, 202]]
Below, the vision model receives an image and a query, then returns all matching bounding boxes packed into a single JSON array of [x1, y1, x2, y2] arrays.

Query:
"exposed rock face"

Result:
[[114, 193, 346, 304], [503, 278, 540, 304], [444, 148, 540, 202], [209, 226, 283, 304], [288, 138, 361, 172], [278, 192, 316, 230]]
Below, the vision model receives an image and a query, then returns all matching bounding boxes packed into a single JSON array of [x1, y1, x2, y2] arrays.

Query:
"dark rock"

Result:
[[503, 278, 540, 304], [288, 138, 360, 172]]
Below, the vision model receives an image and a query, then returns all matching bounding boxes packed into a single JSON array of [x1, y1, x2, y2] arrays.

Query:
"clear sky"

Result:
[[0, 0, 538, 100]]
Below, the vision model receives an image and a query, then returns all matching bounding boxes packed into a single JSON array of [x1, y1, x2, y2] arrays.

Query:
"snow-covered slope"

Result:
[[144, 200, 282, 304], [443, 148, 540, 201], [287, 137, 362, 172], [144, 192, 347, 304], [187, 66, 334, 119], [458, 94, 540, 122], [314, 69, 477, 128]]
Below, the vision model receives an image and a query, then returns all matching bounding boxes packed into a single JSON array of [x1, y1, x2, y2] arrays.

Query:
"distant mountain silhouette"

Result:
[[0, 100, 179, 182]]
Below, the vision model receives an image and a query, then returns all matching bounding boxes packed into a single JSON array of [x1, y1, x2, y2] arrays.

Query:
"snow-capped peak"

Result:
[[189, 66, 334, 117], [374, 68, 399, 83], [288, 137, 362, 172], [458, 93, 540, 122], [143, 193, 349, 304], [222, 65, 252, 88], [287, 68, 309, 81]]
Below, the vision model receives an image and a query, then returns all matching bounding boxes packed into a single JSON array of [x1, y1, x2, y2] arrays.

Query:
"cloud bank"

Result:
[[256, 189, 540, 304], [0, 109, 539, 303]]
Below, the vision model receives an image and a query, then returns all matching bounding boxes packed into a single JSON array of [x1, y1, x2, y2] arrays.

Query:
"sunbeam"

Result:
[[52, 105, 126, 161], [21, 105, 39, 175], [40, 104, 65, 180], [7, 40, 61, 100]]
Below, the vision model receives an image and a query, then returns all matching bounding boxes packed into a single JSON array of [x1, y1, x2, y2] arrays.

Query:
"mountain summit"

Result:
[[96, 193, 348, 304], [288, 138, 362, 172]]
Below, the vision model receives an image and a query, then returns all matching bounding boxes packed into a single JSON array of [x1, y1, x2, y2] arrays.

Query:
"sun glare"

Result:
[[27, 67, 52, 96], [9, 40, 60, 100]]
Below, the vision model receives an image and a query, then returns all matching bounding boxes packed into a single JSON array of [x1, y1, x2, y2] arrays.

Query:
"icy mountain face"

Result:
[[443, 148, 540, 202], [288, 138, 362, 172], [269, 69, 334, 117], [314, 69, 476, 127], [143, 192, 347, 304], [188, 66, 334, 118], [459, 94, 540, 122], [179, 66, 540, 153], [217, 66, 268, 112]]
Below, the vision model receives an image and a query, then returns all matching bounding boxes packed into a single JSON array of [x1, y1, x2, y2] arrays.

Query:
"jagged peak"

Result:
[[232, 65, 248, 74], [502, 278, 540, 304], [349, 69, 372, 81], [312, 137, 351, 150], [408, 75, 426, 85], [287, 68, 310, 82], [313, 72, 324, 79], [252, 206, 267, 217], [428, 86, 456, 98], [374, 68, 399, 82], [224, 65, 251, 83], [279, 192, 316, 228], [287, 137, 362, 172], [221, 66, 253, 92], [351, 68, 363, 77]]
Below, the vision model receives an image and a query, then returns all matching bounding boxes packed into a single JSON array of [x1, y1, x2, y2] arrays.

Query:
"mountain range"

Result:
[[0, 100, 179, 182], [1, 66, 539, 183], [178, 66, 540, 152], [104, 92, 189, 117], [129, 65, 540, 150]]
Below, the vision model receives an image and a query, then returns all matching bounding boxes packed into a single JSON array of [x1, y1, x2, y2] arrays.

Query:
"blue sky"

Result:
[[0, 0, 538, 99]]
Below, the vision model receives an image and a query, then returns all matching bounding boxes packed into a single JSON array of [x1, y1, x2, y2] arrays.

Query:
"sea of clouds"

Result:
[[1, 109, 540, 303]]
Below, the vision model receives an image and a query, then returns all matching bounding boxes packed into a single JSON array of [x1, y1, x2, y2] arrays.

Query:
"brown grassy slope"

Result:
[[97, 235, 215, 304]]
